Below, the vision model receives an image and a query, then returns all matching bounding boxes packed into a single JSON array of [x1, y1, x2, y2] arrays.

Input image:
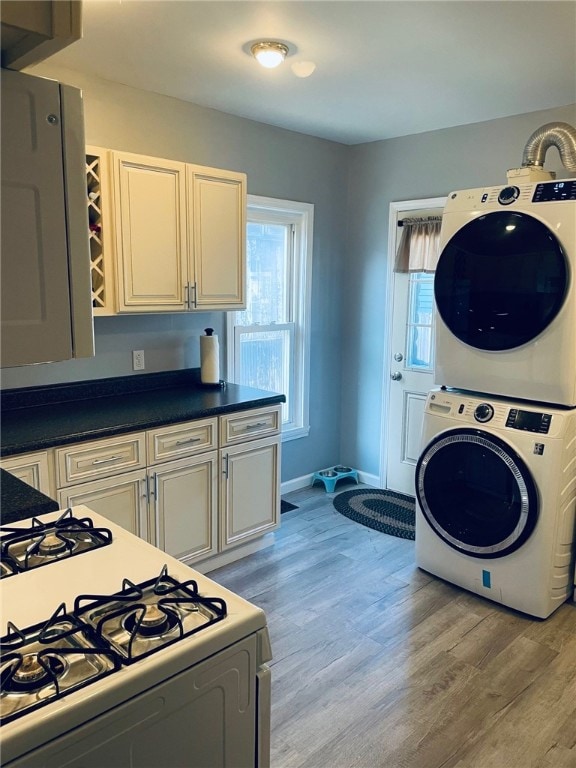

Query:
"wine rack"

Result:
[[86, 148, 115, 314]]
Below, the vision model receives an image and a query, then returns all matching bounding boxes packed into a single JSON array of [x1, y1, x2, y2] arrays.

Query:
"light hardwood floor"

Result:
[[211, 484, 576, 768]]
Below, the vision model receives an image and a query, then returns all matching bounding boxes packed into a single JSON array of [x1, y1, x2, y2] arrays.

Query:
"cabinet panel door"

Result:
[[1, 70, 73, 366], [153, 453, 218, 563], [57, 469, 148, 540], [0, 451, 54, 497], [113, 152, 188, 312], [220, 436, 280, 550], [189, 167, 246, 310]]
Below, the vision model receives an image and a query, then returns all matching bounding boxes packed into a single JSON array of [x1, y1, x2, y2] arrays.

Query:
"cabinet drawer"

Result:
[[56, 434, 146, 487], [147, 418, 217, 465], [219, 406, 281, 447]]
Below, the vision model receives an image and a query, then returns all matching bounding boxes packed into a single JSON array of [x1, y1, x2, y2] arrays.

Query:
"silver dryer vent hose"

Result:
[[522, 122, 576, 171]]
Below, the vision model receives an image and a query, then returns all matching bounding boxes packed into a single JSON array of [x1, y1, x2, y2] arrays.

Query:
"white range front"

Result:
[[0, 507, 271, 767]]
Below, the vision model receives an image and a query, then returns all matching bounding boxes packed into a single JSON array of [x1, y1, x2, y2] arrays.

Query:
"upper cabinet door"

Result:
[[112, 152, 188, 312], [188, 166, 246, 310], [1, 70, 78, 367]]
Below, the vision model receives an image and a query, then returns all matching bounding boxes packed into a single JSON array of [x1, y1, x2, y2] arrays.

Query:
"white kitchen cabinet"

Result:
[[53, 421, 219, 565], [1, 69, 94, 368], [219, 406, 282, 551], [109, 150, 246, 313], [57, 469, 148, 540], [112, 151, 188, 312], [1, 0, 82, 70], [0, 450, 55, 498], [151, 453, 218, 563], [187, 165, 246, 310], [220, 435, 281, 551], [15, 406, 280, 568]]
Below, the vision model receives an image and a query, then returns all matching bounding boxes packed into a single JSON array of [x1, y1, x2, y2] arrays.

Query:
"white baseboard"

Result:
[[281, 469, 380, 496]]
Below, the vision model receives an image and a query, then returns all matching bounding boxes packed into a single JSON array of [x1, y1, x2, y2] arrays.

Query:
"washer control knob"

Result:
[[498, 186, 520, 205], [474, 403, 494, 423]]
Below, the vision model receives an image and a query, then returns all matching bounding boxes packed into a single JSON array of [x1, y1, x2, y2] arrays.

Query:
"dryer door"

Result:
[[434, 211, 567, 351], [416, 428, 538, 558]]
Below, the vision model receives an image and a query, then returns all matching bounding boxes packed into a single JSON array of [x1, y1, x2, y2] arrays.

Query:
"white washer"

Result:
[[415, 388, 576, 618], [434, 179, 576, 406]]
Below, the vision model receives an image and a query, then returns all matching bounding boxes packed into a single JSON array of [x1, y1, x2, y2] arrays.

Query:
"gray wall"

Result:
[[342, 103, 576, 479], [1, 63, 349, 485]]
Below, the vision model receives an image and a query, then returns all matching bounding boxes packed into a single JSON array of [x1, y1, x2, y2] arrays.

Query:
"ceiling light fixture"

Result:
[[251, 41, 289, 69]]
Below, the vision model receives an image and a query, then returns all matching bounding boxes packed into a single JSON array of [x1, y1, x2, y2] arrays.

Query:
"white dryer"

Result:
[[415, 388, 576, 618], [434, 179, 576, 406]]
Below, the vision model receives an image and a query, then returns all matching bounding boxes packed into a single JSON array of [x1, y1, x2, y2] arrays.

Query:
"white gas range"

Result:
[[0, 507, 271, 767]]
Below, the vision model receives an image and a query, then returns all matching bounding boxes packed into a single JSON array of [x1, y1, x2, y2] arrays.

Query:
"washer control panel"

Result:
[[505, 408, 552, 434]]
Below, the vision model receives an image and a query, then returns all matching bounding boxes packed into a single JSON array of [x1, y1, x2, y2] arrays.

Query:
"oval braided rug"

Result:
[[333, 488, 415, 540]]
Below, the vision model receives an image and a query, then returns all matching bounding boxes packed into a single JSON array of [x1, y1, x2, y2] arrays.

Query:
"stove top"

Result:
[[0, 506, 268, 760], [0, 509, 112, 577], [0, 565, 227, 724]]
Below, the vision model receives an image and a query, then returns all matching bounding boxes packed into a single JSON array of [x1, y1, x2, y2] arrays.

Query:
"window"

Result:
[[406, 272, 435, 371], [227, 196, 313, 440]]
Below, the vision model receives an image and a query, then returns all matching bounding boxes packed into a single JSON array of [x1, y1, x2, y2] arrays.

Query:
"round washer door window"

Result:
[[435, 211, 567, 351], [415, 428, 539, 559]]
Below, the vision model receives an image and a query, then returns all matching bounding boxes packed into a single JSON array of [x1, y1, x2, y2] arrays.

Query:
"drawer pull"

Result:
[[175, 437, 202, 446], [244, 422, 267, 431], [91, 455, 124, 465]]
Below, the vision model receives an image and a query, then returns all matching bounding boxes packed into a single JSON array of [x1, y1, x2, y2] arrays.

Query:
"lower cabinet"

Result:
[[57, 469, 148, 539], [0, 450, 55, 498], [8, 405, 281, 569], [220, 435, 281, 551], [152, 452, 218, 562], [56, 455, 218, 565]]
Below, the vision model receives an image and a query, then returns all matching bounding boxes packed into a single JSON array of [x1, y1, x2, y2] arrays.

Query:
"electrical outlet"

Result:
[[132, 350, 145, 371]]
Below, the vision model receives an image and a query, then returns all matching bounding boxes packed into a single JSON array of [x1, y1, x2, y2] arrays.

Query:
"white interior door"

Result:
[[383, 199, 445, 496]]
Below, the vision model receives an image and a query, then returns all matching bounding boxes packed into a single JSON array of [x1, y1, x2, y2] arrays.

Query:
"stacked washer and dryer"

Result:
[[414, 123, 576, 618]]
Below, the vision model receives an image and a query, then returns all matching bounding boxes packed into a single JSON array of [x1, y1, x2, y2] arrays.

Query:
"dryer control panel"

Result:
[[506, 408, 552, 434], [532, 180, 576, 203]]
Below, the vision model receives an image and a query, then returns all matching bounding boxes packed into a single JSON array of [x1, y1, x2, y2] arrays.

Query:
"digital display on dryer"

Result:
[[532, 180, 576, 202], [506, 408, 551, 433]]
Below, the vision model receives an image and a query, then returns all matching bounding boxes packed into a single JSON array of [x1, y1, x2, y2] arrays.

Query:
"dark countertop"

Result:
[[1, 469, 59, 524], [1, 368, 285, 457]]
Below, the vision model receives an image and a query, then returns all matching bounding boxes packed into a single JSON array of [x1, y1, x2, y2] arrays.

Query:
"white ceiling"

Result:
[[44, 0, 576, 145]]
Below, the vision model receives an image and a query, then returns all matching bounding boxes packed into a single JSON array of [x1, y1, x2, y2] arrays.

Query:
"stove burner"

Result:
[[36, 533, 71, 556], [0, 509, 113, 575], [123, 605, 179, 638], [75, 565, 227, 662], [6, 653, 66, 693]]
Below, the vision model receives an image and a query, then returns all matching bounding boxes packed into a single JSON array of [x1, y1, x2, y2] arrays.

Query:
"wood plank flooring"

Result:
[[210, 484, 576, 768]]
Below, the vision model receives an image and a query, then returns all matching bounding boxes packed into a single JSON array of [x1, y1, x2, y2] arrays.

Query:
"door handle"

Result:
[[390, 371, 403, 381]]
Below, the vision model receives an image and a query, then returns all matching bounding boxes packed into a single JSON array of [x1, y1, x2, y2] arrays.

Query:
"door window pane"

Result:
[[406, 273, 435, 371]]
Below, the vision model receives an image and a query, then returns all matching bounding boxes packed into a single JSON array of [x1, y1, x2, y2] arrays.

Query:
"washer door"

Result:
[[435, 211, 568, 351], [416, 428, 539, 559]]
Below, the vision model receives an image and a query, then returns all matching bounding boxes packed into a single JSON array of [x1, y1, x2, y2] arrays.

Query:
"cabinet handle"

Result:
[[191, 282, 197, 309], [244, 422, 267, 431], [92, 455, 123, 465], [222, 454, 229, 479], [175, 437, 201, 446], [142, 477, 148, 500], [184, 283, 190, 309], [152, 473, 160, 547]]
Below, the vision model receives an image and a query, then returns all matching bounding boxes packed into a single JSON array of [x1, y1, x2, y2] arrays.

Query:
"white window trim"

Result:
[[226, 195, 313, 442]]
